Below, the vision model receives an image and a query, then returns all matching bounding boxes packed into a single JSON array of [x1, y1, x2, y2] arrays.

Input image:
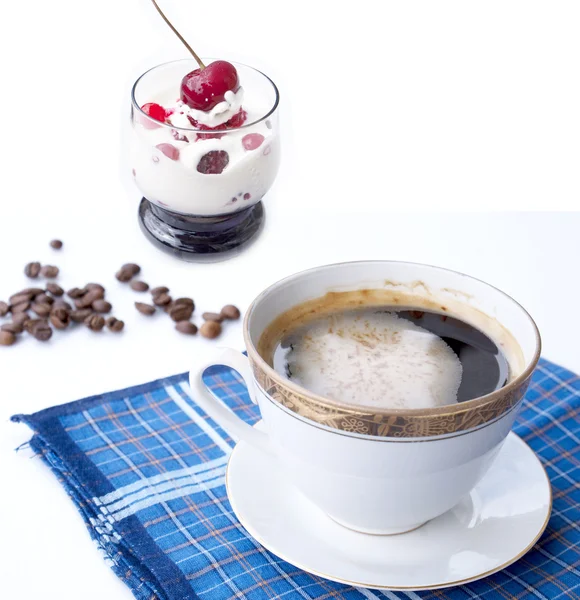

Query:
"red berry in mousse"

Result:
[[156, 143, 180, 161], [140, 102, 167, 129], [180, 61, 240, 111], [242, 133, 265, 151]]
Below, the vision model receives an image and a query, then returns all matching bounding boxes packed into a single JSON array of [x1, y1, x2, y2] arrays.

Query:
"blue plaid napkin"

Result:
[[12, 357, 580, 600]]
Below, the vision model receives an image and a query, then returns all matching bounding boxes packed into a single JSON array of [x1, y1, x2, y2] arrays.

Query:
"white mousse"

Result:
[[131, 86, 279, 216]]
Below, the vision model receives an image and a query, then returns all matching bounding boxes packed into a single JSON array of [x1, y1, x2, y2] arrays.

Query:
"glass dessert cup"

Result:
[[130, 59, 280, 261]]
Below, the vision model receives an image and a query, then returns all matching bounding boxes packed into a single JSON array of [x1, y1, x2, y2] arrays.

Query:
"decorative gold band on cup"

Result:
[[244, 269, 541, 439], [251, 362, 532, 438]]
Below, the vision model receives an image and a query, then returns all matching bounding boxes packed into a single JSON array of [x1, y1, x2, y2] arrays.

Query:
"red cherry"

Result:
[[180, 61, 240, 111], [156, 143, 180, 160], [197, 151, 229, 174], [242, 133, 265, 151], [140, 103, 167, 129]]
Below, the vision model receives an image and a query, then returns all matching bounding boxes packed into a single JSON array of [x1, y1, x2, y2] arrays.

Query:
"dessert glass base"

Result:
[[138, 198, 265, 262]]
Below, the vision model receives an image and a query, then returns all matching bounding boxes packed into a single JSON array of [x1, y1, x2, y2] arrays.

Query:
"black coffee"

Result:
[[271, 307, 509, 409]]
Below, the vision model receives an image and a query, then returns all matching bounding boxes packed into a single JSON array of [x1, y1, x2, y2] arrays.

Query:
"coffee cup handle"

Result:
[[188, 347, 271, 454]]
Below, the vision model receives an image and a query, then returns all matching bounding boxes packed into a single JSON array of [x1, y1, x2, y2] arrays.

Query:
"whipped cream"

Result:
[[169, 88, 245, 129]]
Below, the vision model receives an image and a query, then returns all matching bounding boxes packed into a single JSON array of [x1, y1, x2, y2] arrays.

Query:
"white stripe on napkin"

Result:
[[111, 473, 226, 522], [95, 455, 229, 507], [101, 464, 227, 516]]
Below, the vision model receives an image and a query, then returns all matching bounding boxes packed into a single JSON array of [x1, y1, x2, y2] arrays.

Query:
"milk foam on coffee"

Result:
[[280, 311, 463, 409]]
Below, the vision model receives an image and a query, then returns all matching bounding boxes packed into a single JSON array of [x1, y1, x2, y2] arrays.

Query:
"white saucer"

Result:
[[226, 428, 552, 591]]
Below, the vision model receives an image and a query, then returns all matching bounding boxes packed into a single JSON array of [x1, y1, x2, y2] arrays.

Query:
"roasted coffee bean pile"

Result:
[[0, 278, 125, 345], [0, 245, 241, 346], [114, 265, 240, 339]]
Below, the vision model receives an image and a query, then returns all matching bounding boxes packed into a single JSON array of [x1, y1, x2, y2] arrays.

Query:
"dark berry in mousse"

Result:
[[197, 151, 230, 175], [180, 61, 240, 111]]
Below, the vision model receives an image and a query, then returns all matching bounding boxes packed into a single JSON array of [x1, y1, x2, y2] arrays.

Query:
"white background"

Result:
[[1, 0, 580, 598]]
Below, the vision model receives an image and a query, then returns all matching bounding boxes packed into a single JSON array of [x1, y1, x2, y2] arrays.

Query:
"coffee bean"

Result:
[[151, 286, 169, 296], [9, 292, 33, 305], [52, 299, 72, 311], [25, 318, 52, 340], [67, 287, 86, 299], [200, 320, 222, 339], [24, 262, 41, 278], [46, 283, 64, 297], [175, 321, 198, 335], [116, 264, 140, 282], [106, 317, 125, 332], [115, 268, 133, 283], [130, 280, 149, 292], [31, 320, 53, 341], [24, 318, 43, 334], [92, 299, 112, 314], [202, 312, 223, 323], [0, 330, 16, 346], [12, 312, 30, 327], [51, 304, 70, 317], [11, 301, 30, 314], [153, 293, 172, 307], [170, 297, 192, 308], [40, 265, 59, 278], [50, 308, 70, 330], [84, 314, 105, 331], [89, 289, 106, 304], [123, 263, 141, 275], [0, 301, 8, 317], [174, 297, 194, 308], [19, 287, 44, 298], [35, 293, 54, 305], [49, 239, 63, 249], [31, 302, 52, 317], [70, 308, 92, 323], [169, 303, 193, 322], [135, 302, 156, 316], [1, 322, 23, 334], [75, 288, 104, 308], [85, 283, 105, 294], [221, 305, 241, 320]]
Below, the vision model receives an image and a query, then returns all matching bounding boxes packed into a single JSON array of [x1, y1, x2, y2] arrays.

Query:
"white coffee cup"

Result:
[[190, 261, 540, 534]]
